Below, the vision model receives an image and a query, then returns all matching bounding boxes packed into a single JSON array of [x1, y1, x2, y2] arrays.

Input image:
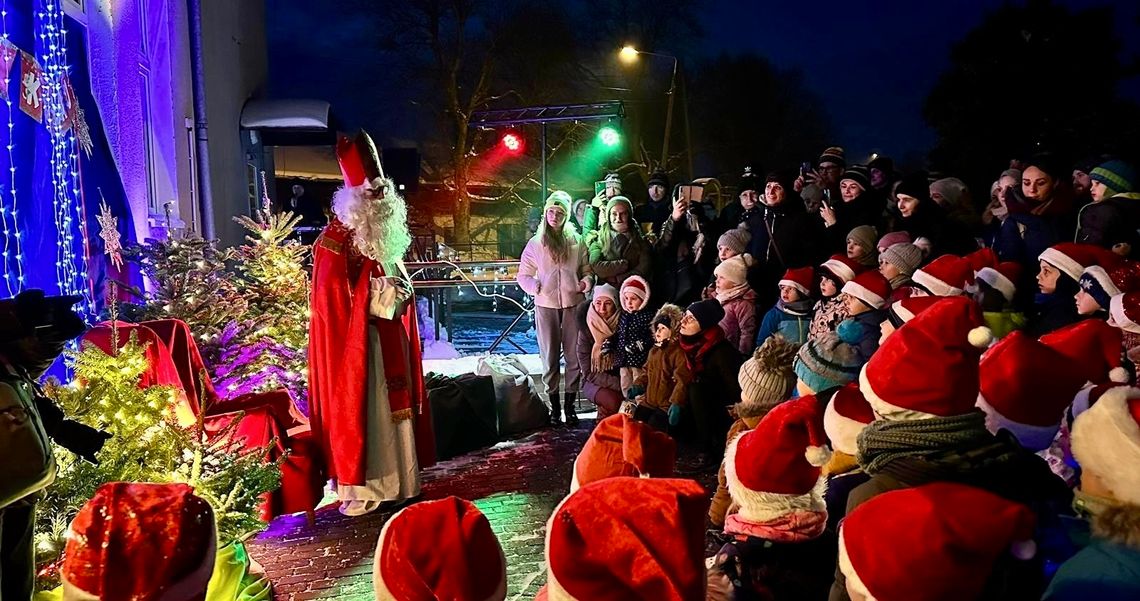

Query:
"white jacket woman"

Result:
[[517, 191, 593, 425]]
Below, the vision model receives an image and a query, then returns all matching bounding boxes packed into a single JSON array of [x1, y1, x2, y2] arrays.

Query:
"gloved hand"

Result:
[[53, 420, 112, 464], [627, 385, 645, 400], [668, 404, 682, 427]]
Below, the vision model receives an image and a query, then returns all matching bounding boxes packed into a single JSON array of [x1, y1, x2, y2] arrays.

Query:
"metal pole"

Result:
[[661, 56, 678, 170], [187, 0, 215, 240], [540, 123, 548, 200], [680, 67, 693, 180]]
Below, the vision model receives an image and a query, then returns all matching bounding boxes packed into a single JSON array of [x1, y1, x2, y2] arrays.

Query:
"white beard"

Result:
[[332, 178, 413, 264]]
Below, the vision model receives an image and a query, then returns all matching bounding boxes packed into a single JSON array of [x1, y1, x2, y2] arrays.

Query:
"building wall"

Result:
[[200, 0, 267, 248]]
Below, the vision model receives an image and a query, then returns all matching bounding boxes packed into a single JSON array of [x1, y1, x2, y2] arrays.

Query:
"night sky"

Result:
[[268, 0, 1140, 163]]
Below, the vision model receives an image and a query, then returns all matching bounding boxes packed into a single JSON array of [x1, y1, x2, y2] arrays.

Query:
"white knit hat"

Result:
[[737, 336, 799, 417]]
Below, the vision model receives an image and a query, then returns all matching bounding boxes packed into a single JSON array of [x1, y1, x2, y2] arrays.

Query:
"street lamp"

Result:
[[617, 45, 691, 177]]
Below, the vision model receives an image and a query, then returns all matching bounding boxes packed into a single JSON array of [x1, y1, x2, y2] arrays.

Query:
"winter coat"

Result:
[[836, 310, 885, 364], [829, 429, 1073, 601], [615, 308, 654, 369], [825, 467, 869, 535], [1076, 193, 1140, 255], [685, 337, 743, 433], [743, 200, 826, 305], [635, 199, 672, 235], [588, 230, 653, 288], [712, 533, 838, 601], [710, 417, 754, 527], [992, 212, 1058, 277], [823, 191, 886, 253], [575, 302, 620, 402], [643, 341, 691, 410], [808, 296, 850, 342], [653, 211, 714, 307], [517, 235, 591, 309], [1026, 278, 1086, 338], [756, 299, 813, 349], [1044, 539, 1140, 601], [719, 289, 760, 356], [896, 201, 979, 257]]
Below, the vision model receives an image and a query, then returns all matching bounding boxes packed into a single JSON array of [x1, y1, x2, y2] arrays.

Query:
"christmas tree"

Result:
[[34, 333, 281, 587]]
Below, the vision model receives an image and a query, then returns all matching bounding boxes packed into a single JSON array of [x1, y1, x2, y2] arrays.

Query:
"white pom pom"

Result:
[[1110, 367, 1130, 383], [1010, 539, 1037, 561], [805, 445, 832, 467], [968, 326, 995, 349]]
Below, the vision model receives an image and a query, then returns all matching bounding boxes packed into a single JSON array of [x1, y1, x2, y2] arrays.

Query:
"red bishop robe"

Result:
[[308, 219, 434, 486]]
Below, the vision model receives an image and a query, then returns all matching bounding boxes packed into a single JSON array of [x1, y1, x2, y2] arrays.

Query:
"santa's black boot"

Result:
[[549, 394, 563, 427], [563, 392, 580, 427]]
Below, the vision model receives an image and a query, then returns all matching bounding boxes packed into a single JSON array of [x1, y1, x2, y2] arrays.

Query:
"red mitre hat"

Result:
[[336, 130, 385, 188]]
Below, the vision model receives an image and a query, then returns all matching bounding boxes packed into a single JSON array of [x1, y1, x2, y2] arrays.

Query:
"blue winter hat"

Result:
[[1079, 265, 1120, 310], [1090, 160, 1136, 196], [793, 331, 861, 393]]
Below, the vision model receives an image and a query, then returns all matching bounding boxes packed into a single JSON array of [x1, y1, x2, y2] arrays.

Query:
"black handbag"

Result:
[[0, 376, 56, 509]]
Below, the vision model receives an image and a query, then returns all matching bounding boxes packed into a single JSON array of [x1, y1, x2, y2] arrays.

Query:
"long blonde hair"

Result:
[[537, 203, 579, 264]]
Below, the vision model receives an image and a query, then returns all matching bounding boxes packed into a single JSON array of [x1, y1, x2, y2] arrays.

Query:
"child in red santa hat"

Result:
[[1029, 242, 1121, 337], [877, 295, 943, 344], [709, 395, 837, 600], [373, 496, 507, 601], [61, 482, 217, 601], [976, 261, 1028, 339], [808, 254, 864, 343], [839, 482, 1039, 601], [568, 412, 676, 493], [837, 270, 892, 362], [535, 477, 709, 601], [821, 384, 875, 533], [756, 266, 814, 351], [615, 275, 655, 399]]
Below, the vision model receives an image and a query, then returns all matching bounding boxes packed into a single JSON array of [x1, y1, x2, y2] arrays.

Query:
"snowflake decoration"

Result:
[[74, 107, 94, 158], [97, 200, 123, 270]]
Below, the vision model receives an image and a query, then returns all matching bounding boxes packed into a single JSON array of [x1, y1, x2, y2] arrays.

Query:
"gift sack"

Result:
[[424, 373, 498, 460], [475, 355, 549, 435]]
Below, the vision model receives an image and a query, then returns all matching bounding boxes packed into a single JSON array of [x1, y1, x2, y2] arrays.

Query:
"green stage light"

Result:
[[598, 126, 620, 147]]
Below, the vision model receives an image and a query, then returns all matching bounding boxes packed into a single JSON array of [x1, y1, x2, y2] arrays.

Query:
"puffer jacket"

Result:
[[517, 234, 592, 309], [1076, 193, 1140, 255], [588, 230, 653, 288], [719, 289, 759, 355]]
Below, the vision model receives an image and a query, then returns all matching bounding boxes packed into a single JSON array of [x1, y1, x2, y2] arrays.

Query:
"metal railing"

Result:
[[406, 260, 530, 354]]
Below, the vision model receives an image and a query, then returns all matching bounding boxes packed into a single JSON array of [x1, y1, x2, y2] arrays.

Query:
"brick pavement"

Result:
[[247, 417, 718, 600]]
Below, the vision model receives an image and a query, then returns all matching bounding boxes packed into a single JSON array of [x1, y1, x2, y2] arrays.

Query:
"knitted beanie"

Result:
[[686, 299, 725, 331], [717, 227, 752, 256], [841, 165, 871, 191], [879, 243, 923, 277], [876, 231, 912, 253], [847, 225, 878, 256], [740, 165, 762, 194], [1090, 160, 1136, 196], [647, 170, 670, 189], [1079, 266, 1121, 310], [818, 146, 846, 168], [794, 332, 861, 393], [737, 335, 800, 417], [714, 253, 755, 287], [894, 171, 931, 204], [544, 190, 572, 213]]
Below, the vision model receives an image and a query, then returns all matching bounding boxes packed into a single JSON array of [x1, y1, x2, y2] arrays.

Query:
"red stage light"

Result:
[[501, 132, 523, 153]]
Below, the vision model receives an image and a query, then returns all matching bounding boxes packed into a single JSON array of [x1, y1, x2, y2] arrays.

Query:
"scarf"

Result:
[[724, 510, 827, 543], [856, 411, 994, 475], [679, 327, 726, 377], [587, 304, 618, 373], [888, 273, 911, 290], [716, 282, 751, 304], [779, 297, 814, 317]]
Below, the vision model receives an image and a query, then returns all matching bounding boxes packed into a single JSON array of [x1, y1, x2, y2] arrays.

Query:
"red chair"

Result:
[[82, 320, 324, 522]]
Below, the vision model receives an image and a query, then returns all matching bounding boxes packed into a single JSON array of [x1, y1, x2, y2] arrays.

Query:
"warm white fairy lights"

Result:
[[0, 0, 25, 295]]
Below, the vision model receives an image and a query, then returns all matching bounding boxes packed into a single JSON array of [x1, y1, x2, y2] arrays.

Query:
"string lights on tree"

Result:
[[0, 0, 26, 296]]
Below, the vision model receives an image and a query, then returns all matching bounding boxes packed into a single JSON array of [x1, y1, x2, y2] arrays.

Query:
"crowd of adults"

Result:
[[510, 144, 1140, 600]]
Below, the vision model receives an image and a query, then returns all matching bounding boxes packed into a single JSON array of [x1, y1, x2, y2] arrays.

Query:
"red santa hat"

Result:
[[778, 266, 815, 296], [725, 396, 830, 525], [1071, 386, 1140, 505], [976, 331, 1089, 451], [912, 254, 972, 297], [541, 477, 708, 601], [976, 262, 1023, 303], [839, 483, 1038, 601], [374, 497, 506, 601], [570, 413, 676, 493], [1040, 319, 1129, 384], [965, 247, 999, 276], [1110, 291, 1140, 335], [1039, 242, 1120, 282], [887, 295, 943, 325], [823, 384, 876, 456], [861, 297, 993, 420], [841, 270, 891, 310], [336, 130, 386, 189], [619, 275, 652, 306], [820, 254, 863, 285], [62, 482, 216, 601]]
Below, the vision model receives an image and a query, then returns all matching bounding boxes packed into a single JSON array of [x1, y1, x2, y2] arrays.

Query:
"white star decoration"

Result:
[[97, 200, 123, 270]]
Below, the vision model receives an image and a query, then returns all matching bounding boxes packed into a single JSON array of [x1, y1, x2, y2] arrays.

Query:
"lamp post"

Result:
[[619, 46, 691, 177]]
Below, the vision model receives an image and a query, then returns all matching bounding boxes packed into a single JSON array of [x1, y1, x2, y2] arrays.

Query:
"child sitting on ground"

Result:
[[838, 270, 891, 363], [809, 255, 863, 342], [615, 276, 655, 398], [708, 335, 799, 527], [715, 254, 760, 355], [634, 304, 692, 432], [976, 261, 1027, 339], [757, 267, 815, 348]]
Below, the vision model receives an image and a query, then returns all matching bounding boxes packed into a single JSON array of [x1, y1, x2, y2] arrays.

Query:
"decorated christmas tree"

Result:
[[34, 333, 281, 587]]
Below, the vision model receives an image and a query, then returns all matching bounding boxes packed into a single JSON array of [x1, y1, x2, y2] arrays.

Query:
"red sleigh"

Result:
[[82, 319, 324, 522]]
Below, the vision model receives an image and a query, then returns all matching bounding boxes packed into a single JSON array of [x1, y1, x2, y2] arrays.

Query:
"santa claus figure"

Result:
[[309, 130, 433, 516]]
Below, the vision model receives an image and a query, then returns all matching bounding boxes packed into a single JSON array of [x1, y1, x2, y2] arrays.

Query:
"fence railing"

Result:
[[406, 260, 529, 354]]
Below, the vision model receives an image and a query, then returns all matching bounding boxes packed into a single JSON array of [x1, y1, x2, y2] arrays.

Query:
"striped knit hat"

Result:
[[1090, 160, 1136, 197], [794, 332, 861, 394], [737, 335, 800, 417]]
